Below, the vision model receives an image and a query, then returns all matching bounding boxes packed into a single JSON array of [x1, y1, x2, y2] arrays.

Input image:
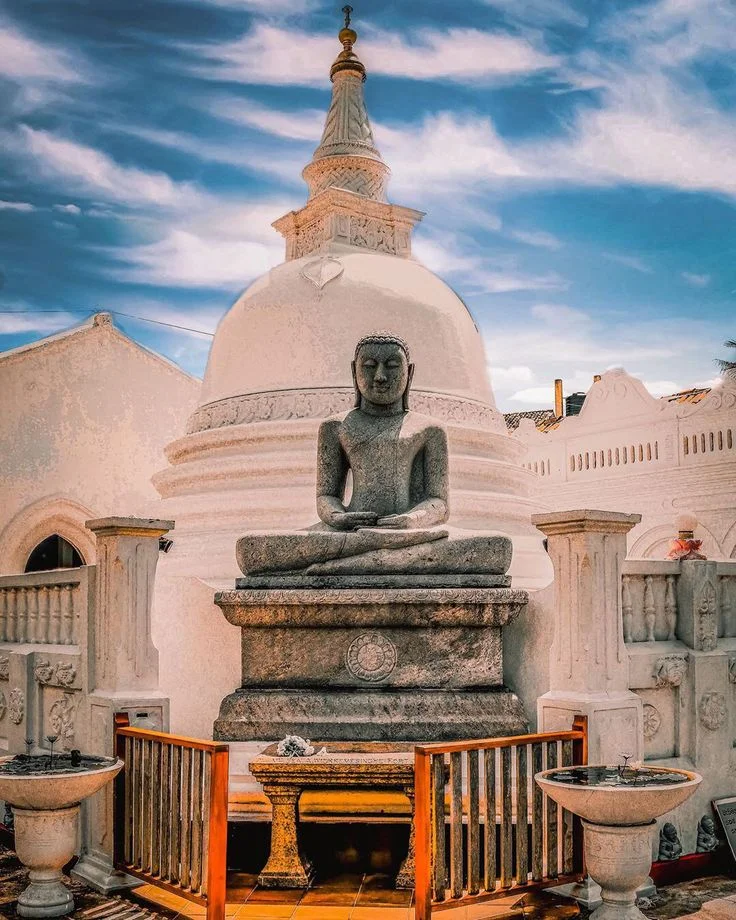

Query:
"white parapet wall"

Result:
[[514, 369, 736, 560]]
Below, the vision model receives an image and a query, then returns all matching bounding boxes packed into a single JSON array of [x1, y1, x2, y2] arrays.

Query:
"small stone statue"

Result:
[[696, 814, 719, 852], [237, 333, 511, 584], [658, 822, 682, 860]]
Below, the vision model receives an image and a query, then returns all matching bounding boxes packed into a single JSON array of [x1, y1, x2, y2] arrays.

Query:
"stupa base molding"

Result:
[[214, 687, 528, 742]]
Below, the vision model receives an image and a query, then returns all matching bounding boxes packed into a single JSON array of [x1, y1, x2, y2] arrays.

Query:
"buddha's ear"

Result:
[[351, 360, 361, 408], [403, 363, 415, 411]]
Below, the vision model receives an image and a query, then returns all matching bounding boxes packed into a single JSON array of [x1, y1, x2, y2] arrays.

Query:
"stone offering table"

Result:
[[249, 742, 418, 889], [214, 585, 528, 742]]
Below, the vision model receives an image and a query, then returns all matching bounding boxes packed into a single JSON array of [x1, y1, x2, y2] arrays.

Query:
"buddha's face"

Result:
[[663, 824, 677, 841], [355, 342, 409, 406], [702, 817, 715, 833]]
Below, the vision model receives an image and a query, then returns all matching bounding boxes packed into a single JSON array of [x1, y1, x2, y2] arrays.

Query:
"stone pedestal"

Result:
[[15, 806, 78, 918], [214, 586, 528, 741], [534, 511, 644, 763]]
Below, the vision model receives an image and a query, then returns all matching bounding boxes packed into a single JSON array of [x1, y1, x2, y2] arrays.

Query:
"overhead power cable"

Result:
[[0, 307, 215, 336]]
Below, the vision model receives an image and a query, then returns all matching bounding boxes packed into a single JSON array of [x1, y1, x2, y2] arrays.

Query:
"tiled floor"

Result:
[[131, 873, 536, 920]]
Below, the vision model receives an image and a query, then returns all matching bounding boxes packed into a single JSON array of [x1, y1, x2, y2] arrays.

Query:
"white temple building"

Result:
[[515, 369, 736, 560]]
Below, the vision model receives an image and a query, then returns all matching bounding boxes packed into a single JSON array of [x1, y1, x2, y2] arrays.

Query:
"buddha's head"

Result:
[[700, 816, 715, 833], [352, 333, 414, 411], [662, 823, 678, 841]]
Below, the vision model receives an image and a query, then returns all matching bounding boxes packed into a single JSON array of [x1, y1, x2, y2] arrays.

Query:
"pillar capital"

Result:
[[85, 517, 174, 538], [532, 510, 641, 537]]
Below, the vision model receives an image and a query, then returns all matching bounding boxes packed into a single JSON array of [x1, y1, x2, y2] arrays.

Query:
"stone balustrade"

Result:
[[0, 569, 89, 646], [621, 559, 736, 644]]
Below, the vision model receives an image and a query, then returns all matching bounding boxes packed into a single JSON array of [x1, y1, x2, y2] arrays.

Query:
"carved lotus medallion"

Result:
[[346, 632, 397, 683]]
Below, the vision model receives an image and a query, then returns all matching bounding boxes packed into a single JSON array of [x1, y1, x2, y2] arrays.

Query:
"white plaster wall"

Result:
[[516, 370, 736, 560], [0, 316, 200, 575]]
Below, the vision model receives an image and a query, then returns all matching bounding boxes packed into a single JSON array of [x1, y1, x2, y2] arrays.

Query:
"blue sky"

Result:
[[1, 0, 734, 410]]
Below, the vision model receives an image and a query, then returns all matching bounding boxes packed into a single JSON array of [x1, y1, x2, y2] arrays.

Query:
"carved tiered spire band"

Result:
[[302, 7, 389, 201], [272, 7, 424, 260]]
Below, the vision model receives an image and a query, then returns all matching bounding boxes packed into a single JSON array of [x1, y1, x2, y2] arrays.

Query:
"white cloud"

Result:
[[490, 364, 535, 389], [108, 229, 282, 288], [641, 379, 682, 396], [509, 229, 562, 250], [483, 0, 588, 28], [603, 252, 654, 274], [0, 19, 85, 83], [681, 272, 711, 287], [191, 23, 558, 86], [210, 98, 324, 141], [508, 385, 557, 405], [53, 203, 81, 215], [0, 307, 79, 336], [470, 271, 567, 293], [11, 127, 205, 208], [531, 303, 590, 324], [0, 200, 35, 212]]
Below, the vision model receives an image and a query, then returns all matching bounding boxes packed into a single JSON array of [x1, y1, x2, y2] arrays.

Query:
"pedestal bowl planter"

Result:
[[535, 765, 701, 920], [0, 753, 123, 918]]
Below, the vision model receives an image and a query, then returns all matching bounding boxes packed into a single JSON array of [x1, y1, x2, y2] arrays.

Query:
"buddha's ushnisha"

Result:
[[237, 334, 511, 578]]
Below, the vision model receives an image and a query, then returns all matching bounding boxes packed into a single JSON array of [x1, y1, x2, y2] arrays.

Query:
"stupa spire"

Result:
[[302, 6, 389, 201]]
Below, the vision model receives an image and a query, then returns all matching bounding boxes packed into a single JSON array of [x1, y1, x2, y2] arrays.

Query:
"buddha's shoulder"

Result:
[[402, 411, 447, 436]]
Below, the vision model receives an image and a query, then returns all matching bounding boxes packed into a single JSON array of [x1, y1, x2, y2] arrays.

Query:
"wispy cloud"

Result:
[[0, 18, 86, 83], [0, 200, 35, 212], [189, 23, 558, 87], [9, 127, 205, 208], [681, 272, 711, 287], [509, 228, 563, 250], [603, 252, 654, 274], [209, 97, 323, 142]]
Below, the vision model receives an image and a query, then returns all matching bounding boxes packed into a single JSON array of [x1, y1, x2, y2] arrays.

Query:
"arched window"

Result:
[[25, 535, 84, 573]]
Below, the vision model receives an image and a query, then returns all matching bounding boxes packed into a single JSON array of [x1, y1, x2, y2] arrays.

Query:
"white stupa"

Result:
[[154, 15, 550, 589]]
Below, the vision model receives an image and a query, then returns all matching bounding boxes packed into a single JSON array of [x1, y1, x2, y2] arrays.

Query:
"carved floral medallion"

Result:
[[654, 656, 688, 688], [642, 703, 661, 740], [699, 691, 727, 731], [346, 633, 397, 683], [49, 694, 76, 749]]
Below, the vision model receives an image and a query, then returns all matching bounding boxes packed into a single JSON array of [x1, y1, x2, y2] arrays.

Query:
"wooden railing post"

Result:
[[206, 747, 229, 920], [113, 713, 130, 870], [413, 749, 432, 920], [571, 715, 588, 878]]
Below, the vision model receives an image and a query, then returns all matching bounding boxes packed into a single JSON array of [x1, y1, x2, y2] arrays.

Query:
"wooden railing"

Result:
[[113, 715, 229, 920], [414, 716, 588, 919]]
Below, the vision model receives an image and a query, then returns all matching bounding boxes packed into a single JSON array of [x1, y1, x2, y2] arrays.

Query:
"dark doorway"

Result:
[[25, 535, 84, 573]]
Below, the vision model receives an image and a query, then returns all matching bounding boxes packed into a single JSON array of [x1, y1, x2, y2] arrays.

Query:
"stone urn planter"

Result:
[[0, 753, 123, 918], [535, 764, 701, 920]]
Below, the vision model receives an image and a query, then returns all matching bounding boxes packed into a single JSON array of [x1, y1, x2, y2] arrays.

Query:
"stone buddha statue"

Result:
[[236, 333, 512, 586]]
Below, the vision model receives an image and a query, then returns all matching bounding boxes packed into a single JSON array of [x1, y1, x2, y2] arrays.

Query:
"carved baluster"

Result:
[[27, 588, 38, 643], [644, 575, 655, 642], [665, 575, 677, 641], [61, 585, 74, 644], [16, 588, 26, 643], [622, 576, 633, 643], [38, 587, 50, 644], [49, 586, 62, 644], [6, 588, 16, 642], [0, 589, 7, 642]]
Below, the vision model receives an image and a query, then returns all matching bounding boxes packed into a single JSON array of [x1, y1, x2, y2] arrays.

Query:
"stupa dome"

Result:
[[154, 13, 551, 590], [196, 250, 496, 421]]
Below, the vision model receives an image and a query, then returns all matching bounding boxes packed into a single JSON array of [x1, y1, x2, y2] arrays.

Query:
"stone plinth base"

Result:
[[214, 584, 529, 742], [215, 687, 527, 741], [537, 691, 643, 763]]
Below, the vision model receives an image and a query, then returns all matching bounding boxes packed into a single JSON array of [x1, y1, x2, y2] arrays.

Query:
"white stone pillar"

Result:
[[72, 517, 172, 894], [534, 510, 644, 764]]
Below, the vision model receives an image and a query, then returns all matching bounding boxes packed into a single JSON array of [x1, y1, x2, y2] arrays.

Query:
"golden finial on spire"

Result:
[[332, 4, 364, 81]]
